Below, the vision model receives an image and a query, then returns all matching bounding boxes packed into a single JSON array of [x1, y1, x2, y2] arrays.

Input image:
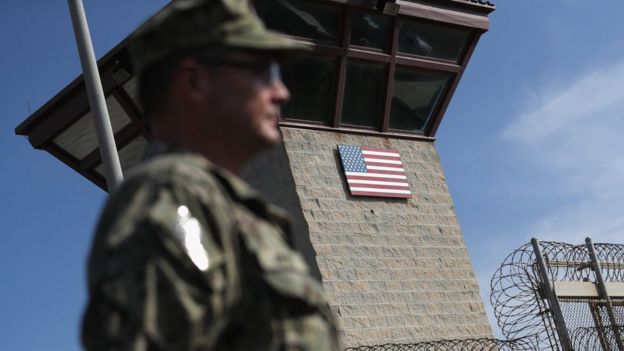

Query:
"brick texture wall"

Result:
[[246, 127, 492, 347]]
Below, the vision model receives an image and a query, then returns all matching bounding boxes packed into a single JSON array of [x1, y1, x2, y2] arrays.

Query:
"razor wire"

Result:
[[342, 240, 623, 351], [571, 326, 624, 350], [345, 336, 538, 351], [490, 240, 624, 351]]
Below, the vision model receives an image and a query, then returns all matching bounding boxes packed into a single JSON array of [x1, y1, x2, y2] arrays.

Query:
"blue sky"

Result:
[[1, 1, 624, 350]]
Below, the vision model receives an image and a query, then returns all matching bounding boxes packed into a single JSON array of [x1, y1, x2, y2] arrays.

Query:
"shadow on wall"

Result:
[[241, 143, 323, 281]]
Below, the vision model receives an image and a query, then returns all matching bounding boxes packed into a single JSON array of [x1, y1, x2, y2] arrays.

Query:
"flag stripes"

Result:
[[338, 144, 412, 198]]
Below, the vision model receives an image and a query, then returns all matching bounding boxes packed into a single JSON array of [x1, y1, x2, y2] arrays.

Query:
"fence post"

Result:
[[585, 237, 624, 351], [531, 238, 574, 351]]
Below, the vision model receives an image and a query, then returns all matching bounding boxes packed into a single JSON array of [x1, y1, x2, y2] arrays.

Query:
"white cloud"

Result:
[[503, 59, 624, 243]]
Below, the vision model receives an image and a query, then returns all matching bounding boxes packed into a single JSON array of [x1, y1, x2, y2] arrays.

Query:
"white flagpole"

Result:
[[67, 0, 123, 191]]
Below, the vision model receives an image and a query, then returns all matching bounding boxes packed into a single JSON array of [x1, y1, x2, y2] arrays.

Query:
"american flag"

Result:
[[338, 144, 411, 198]]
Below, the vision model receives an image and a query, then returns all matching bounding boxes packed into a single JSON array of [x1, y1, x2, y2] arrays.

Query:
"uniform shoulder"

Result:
[[97, 152, 224, 238], [124, 151, 214, 186], [88, 153, 231, 278]]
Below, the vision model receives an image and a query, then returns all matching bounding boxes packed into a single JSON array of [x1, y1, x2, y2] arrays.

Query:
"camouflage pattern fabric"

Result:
[[82, 145, 340, 350]]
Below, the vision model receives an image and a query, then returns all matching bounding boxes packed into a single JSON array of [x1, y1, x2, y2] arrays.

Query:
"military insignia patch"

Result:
[[173, 205, 210, 271]]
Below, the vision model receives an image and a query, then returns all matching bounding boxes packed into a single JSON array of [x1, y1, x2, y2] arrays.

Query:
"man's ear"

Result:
[[170, 58, 208, 103]]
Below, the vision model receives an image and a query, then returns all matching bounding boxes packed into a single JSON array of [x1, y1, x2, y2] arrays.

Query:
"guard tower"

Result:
[[15, 0, 495, 347]]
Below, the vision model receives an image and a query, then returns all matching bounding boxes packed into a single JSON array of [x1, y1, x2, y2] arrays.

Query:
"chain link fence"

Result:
[[490, 239, 624, 351], [571, 326, 624, 350]]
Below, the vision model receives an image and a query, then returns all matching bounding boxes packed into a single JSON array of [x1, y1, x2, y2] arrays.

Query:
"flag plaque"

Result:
[[338, 144, 411, 198]]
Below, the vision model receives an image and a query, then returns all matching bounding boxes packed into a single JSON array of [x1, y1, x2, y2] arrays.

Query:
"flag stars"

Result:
[[339, 145, 367, 173]]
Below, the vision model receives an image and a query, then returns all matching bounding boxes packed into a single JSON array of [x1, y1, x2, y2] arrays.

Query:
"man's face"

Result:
[[199, 54, 290, 151]]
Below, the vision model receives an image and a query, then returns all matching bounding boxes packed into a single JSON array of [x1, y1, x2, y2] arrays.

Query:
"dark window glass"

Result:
[[389, 67, 450, 132], [281, 56, 338, 124], [341, 60, 386, 128], [350, 10, 392, 52], [253, 0, 342, 45], [398, 19, 471, 62]]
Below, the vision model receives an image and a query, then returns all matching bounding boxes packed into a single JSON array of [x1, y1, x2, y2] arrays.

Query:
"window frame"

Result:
[[261, 0, 485, 139]]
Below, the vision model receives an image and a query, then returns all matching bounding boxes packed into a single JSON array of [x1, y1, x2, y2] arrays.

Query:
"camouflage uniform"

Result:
[[82, 145, 340, 350], [82, 0, 340, 349]]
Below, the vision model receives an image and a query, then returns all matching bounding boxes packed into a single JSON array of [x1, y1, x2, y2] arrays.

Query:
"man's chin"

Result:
[[252, 127, 282, 151], [264, 129, 283, 147]]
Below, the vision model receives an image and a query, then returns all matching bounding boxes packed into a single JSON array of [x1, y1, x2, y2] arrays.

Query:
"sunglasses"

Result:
[[195, 57, 282, 85]]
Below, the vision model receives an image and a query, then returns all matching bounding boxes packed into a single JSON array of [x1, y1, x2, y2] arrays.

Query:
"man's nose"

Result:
[[271, 79, 290, 103]]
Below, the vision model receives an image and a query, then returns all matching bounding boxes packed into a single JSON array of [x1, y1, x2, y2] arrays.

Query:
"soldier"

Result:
[[81, 0, 341, 350]]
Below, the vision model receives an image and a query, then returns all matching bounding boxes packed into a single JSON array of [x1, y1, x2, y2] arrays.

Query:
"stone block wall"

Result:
[[278, 127, 492, 346], [242, 143, 322, 280]]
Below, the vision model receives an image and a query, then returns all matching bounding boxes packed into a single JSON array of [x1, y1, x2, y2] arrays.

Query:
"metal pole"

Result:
[[531, 238, 574, 351], [586, 237, 624, 351], [68, 0, 123, 190]]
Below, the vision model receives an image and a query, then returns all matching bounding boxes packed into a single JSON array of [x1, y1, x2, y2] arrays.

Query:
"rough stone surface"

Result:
[[245, 127, 492, 347], [241, 143, 322, 280]]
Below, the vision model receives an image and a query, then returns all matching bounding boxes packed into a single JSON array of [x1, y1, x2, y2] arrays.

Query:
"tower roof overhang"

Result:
[[15, 0, 494, 191]]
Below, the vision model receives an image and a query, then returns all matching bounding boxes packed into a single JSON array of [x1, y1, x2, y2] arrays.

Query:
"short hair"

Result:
[[137, 54, 228, 122], [138, 58, 178, 122]]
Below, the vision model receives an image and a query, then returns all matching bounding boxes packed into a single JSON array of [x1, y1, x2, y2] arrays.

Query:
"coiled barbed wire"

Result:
[[490, 240, 624, 351], [345, 336, 538, 351], [571, 326, 624, 351]]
